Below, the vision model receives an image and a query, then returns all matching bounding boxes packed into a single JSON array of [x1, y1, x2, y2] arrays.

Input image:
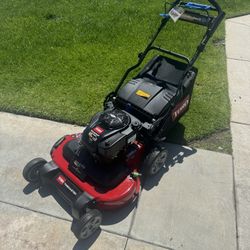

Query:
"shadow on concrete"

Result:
[[73, 228, 101, 250], [23, 183, 73, 216], [143, 144, 197, 191], [23, 182, 136, 226], [23, 182, 137, 248], [43, 187, 73, 215], [102, 198, 137, 226]]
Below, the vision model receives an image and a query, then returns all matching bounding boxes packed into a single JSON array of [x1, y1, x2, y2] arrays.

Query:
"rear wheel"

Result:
[[143, 143, 168, 176], [23, 158, 47, 183], [71, 209, 102, 240]]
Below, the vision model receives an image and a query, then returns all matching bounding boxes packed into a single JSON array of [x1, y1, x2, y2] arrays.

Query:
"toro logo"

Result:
[[56, 175, 66, 185], [93, 126, 104, 135], [88, 126, 104, 142], [171, 95, 190, 121]]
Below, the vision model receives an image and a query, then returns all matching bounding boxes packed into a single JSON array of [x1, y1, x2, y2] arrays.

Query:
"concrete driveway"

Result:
[[0, 112, 236, 249]]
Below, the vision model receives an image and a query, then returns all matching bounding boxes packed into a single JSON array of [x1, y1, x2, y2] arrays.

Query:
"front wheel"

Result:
[[71, 209, 102, 240], [23, 158, 47, 183], [143, 143, 168, 176]]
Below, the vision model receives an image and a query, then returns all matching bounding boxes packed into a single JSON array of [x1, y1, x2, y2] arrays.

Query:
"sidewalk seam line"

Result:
[[123, 177, 175, 250], [0, 200, 72, 222], [128, 235, 175, 250], [227, 57, 250, 63], [124, 238, 129, 250], [231, 121, 250, 127], [127, 196, 139, 236], [125, 175, 149, 239], [99, 228, 174, 250], [0, 200, 128, 239], [1, 199, 173, 249], [231, 154, 240, 250], [127, 188, 143, 237]]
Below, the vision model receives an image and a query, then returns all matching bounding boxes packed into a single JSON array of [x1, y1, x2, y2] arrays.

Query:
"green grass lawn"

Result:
[[0, 0, 249, 142]]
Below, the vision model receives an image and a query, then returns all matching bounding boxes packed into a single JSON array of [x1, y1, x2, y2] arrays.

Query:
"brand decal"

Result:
[[136, 90, 151, 99], [64, 182, 77, 196], [171, 95, 190, 121], [56, 175, 77, 196], [93, 126, 104, 135], [56, 175, 66, 185], [88, 126, 104, 142]]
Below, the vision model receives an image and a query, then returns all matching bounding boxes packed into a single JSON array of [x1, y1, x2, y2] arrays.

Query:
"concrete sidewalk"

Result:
[[0, 112, 236, 249], [226, 15, 250, 250]]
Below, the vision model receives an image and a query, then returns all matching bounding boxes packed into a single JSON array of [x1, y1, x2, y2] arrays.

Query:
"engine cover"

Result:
[[117, 78, 178, 118], [81, 109, 140, 160]]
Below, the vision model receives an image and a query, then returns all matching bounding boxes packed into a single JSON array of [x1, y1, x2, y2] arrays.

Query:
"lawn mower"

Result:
[[23, 0, 224, 240]]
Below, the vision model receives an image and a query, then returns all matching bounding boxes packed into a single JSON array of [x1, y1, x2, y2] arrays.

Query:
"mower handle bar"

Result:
[[175, 0, 222, 14], [113, 0, 224, 96]]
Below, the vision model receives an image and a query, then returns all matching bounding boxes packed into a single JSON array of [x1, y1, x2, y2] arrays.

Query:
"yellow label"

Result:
[[136, 90, 151, 99]]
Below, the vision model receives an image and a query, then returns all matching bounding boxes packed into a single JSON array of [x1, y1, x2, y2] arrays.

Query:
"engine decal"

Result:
[[136, 90, 151, 99], [171, 95, 190, 121], [88, 130, 99, 142]]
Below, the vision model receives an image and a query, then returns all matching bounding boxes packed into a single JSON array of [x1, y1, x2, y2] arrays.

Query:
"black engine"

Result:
[[81, 55, 198, 161], [81, 109, 141, 161]]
